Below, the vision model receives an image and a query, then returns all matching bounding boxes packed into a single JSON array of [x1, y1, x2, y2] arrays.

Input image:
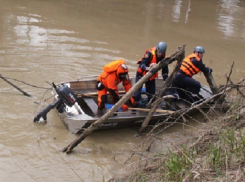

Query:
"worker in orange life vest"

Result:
[[172, 46, 212, 102], [133, 42, 169, 103], [96, 59, 135, 116]]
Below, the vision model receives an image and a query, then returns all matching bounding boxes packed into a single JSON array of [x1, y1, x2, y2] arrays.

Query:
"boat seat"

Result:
[[83, 98, 98, 116]]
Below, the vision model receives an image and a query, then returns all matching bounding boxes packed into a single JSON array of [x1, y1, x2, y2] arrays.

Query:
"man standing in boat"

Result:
[[96, 59, 135, 116], [172, 46, 212, 102], [133, 42, 169, 104]]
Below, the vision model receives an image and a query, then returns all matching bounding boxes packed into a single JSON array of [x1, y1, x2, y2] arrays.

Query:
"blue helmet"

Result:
[[156, 42, 167, 54], [194, 46, 205, 53]]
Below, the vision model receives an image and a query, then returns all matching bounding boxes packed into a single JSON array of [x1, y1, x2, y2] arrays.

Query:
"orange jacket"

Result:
[[180, 53, 201, 77], [98, 71, 131, 92], [137, 47, 158, 81]]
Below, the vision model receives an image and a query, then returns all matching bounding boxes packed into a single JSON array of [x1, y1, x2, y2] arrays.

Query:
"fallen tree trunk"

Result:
[[62, 44, 186, 154]]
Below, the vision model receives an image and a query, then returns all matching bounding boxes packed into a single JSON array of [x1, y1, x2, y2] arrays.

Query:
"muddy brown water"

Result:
[[0, 0, 245, 181]]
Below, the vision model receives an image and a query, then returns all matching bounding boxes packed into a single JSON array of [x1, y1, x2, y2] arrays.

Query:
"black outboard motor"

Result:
[[33, 83, 77, 123]]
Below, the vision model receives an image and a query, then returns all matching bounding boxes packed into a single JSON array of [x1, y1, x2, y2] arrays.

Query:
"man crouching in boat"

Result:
[[96, 59, 136, 117], [172, 46, 213, 103]]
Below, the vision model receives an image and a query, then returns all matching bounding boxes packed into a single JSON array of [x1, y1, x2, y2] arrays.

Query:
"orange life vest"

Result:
[[98, 59, 131, 91], [103, 59, 125, 73], [137, 47, 158, 81], [180, 53, 201, 77], [97, 61, 132, 108]]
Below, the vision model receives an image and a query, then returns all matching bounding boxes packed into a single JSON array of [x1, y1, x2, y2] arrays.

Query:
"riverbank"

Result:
[[107, 81, 245, 182]]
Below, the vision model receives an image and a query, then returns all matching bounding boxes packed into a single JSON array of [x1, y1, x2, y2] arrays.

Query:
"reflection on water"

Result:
[[217, 0, 245, 39], [157, 0, 245, 41], [170, 0, 191, 24], [2, 10, 124, 81], [172, 0, 182, 22]]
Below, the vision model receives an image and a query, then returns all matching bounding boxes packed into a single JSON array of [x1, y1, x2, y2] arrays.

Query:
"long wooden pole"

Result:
[[128, 107, 175, 114], [77, 90, 126, 97], [62, 45, 186, 153], [0, 74, 31, 97]]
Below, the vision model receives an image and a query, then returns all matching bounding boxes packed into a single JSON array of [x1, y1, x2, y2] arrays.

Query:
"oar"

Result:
[[0, 74, 31, 97], [106, 104, 175, 114], [128, 107, 175, 114], [76, 90, 126, 97]]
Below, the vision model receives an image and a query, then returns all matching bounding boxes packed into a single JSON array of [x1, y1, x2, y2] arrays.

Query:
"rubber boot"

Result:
[[96, 108, 104, 117]]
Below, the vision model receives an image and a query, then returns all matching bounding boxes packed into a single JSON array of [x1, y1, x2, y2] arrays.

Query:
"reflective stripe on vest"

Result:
[[180, 53, 200, 77], [137, 47, 158, 80]]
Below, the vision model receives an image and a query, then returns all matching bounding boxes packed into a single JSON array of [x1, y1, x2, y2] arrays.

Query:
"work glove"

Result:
[[149, 63, 156, 68], [121, 104, 129, 111], [145, 63, 156, 71], [145, 67, 150, 71], [162, 74, 168, 81], [130, 97, 136, 107], [208, 67, 213, 74]]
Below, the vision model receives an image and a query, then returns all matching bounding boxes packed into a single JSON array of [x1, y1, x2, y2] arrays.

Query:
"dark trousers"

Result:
[[133, 74, 156, 102], [172, 72, 201, 100]]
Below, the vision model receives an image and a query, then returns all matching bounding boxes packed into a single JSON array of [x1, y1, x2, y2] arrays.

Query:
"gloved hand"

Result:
[[130, 97, 136, 107], [121, 104, 129, 111], [145, 63, 156, 71], [163, 74, 168, 81], [149, 63, 156, 68], [208, 67, 213, 74], [145, 67, 150, 71]]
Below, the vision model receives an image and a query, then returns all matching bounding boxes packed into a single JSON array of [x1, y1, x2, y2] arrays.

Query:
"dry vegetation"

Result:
[[106, 78, 245, 182]]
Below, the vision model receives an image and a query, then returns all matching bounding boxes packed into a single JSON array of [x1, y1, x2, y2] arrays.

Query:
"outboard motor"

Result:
[[33, 83, 77, 123]]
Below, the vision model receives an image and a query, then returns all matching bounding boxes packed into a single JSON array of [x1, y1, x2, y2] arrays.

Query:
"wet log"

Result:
[[204, 73, 220, 95], [204, 69, 226, 102], [62, 45, 186, 154], [138, 46, 185, 134]]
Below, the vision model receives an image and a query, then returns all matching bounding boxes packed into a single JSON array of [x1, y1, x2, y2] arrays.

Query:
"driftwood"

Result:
[[0, 74, 31, 97], [62, 45, 186, 153], [138, 46, 185, 134]]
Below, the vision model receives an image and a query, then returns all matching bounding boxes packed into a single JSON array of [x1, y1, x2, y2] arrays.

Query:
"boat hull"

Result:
[[53, 77, 213, 134]]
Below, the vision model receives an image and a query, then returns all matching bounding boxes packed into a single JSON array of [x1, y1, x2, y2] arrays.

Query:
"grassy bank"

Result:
[[107, 83, 245, 182]]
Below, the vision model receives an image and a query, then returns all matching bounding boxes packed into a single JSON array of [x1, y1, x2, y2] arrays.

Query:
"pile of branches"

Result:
[[107, 78, 245, 182]]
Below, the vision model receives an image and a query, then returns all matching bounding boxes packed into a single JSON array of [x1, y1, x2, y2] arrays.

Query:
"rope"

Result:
[[0, 74, 32, 97], [3, 76, 51, 90]]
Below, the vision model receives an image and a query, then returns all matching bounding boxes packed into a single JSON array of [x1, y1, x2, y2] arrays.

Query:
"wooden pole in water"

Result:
[[62, 45, 186, 154], [0, 74, 32, 97]]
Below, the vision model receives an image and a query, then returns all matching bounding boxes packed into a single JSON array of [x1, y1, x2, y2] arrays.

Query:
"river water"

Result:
[[0, 0, 245, 181]]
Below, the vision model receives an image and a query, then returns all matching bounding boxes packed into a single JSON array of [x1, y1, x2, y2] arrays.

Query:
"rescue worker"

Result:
[[172, 46, 212, 103], [96, 59, 135, 116], [133, 42, 168, 103]]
